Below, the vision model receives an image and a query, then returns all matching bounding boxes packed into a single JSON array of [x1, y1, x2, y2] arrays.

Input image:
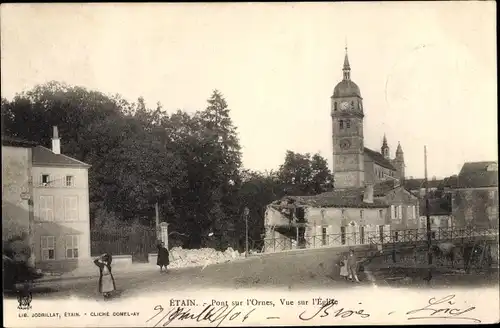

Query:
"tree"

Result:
[[277, 151, 334, 195]]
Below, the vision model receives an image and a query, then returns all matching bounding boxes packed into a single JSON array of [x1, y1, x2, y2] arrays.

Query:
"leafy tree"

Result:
[[277, 151, 333, 195]]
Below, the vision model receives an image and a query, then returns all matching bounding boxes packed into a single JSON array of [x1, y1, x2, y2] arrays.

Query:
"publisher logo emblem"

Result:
[[17, 292, 32, 310]]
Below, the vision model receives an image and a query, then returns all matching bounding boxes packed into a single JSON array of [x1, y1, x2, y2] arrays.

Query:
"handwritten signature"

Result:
[[146, 304, 256, 327], [406, 294, 480, 323], [299, 299, 370, 321]]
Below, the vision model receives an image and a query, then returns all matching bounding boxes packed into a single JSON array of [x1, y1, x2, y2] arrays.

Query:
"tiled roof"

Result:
[[456, 161, 498, 189], [275, 180, 408, 209], [440, 175, 459, 189], [364, 147, 396, 170], [404, 178, 443, 190], [459, 161, 497, 175], [456, 172, 498, 189], [1, 136, 38, 148], [32, 146, 90, 168]]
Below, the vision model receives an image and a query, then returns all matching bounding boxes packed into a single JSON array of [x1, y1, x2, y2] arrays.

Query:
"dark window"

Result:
[[295, 207, 305, 222], [339, 120, 344, 129], [379, 225, 384, 242], [42, 174, 50, 185], [346, 120, 351, 128], [334, 102, 337, 111]]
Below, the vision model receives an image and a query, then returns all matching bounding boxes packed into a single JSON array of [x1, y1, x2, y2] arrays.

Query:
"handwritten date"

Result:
[[146, 304, 255, 327]]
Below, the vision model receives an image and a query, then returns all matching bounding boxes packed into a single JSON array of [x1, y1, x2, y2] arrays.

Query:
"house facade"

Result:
[[451, 161, 498, 229], [264, 180, 419, 252], [1, 137, 37, 265], [418, 198, 453, 237], [31, 127, 92, 272]]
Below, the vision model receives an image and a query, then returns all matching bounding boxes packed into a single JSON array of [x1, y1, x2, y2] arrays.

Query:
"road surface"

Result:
[[4, 254, 498, 301]]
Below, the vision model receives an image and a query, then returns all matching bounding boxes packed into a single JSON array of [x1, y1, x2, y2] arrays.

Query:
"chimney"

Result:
[[52, 126, 61, 154], [363, 184, 374, 204]]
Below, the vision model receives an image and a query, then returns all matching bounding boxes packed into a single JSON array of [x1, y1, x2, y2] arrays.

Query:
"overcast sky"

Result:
[[1, 2, 497, 179]]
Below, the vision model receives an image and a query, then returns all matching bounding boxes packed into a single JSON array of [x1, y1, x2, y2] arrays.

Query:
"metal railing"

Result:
[[261, 227, 499, 253]]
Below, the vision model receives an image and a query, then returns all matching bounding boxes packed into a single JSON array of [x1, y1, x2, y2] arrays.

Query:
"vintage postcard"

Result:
[[2, 2, 498, 327]]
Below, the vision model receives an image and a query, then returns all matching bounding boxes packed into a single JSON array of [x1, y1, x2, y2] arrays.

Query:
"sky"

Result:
[[1, 2, 497, 179]]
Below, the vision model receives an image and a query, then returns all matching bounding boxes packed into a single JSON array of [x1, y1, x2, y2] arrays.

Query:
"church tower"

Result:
[[331, 48, 365, 189], [394, 142, 405, 180], [381, 134, 390, 159]]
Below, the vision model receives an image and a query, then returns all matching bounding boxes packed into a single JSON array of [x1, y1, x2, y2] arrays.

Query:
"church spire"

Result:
[[343, 46, 351, 81], [396, 141, 403, 156], [381, 134, 390, 159]]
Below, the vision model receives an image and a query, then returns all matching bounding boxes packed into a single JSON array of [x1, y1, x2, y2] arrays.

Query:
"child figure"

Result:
[[339, 254, 349, 280]]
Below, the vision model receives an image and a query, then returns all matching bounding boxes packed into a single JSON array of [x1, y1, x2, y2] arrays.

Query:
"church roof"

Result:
[[333, 80, 361, 98], [364, 147, 396, 170]]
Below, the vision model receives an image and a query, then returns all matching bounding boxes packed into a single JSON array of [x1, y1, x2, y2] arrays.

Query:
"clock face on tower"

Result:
[[340, 101, 349, 111], [340, 139, 351, 150]]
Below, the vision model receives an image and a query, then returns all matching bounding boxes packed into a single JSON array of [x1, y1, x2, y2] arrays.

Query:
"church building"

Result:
[[263, 48, 419, 252], [331, 49, 405, 189]]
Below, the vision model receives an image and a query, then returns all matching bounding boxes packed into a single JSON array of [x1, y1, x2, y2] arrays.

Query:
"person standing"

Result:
[[94, 253, 116, 299], [347, 249, 360, 283], [157, 241, 170, 273], [339, 254, 349, 280]]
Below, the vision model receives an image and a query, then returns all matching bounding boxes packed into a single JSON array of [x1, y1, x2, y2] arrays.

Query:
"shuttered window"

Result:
[[65, 235, 79, 259], [41, 236, 55, 260], [64, 196, 78, 221], [39, 196, 54, 221]]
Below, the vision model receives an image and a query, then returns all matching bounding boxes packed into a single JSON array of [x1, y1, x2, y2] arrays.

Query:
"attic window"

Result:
[[334, 102, 338, 111], [41, 174, 50, 186], [487, 163, 498, 171]]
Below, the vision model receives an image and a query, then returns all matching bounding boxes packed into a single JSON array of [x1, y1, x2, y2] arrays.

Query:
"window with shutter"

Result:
[[39, 196, 54, 221], [41, 236, 55, 260], [65, 235, 79, 259], [64, 196, 78, 220]]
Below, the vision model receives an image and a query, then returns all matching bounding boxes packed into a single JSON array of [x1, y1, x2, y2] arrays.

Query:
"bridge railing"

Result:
[[261, 227, 498, 253]]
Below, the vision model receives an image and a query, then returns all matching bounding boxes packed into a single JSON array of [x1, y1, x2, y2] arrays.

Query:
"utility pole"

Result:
[[424, 146, 432, 281]]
